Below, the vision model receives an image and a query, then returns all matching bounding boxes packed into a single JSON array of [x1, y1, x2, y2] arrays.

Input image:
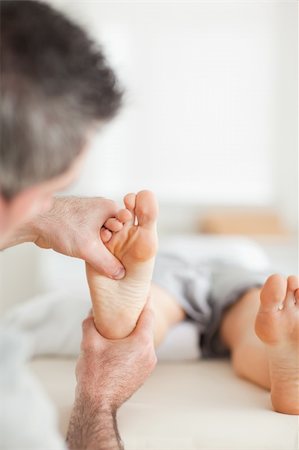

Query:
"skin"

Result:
[[149, 281, 299, 414], [0, 152, 125, 279], [67, 304, 157, 450], [86, 191, 159, 339], [97, 206, 299, 415], [1, 152, 157, 448]]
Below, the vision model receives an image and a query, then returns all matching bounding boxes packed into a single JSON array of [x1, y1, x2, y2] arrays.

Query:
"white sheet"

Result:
[[2, 235, 271, 360]]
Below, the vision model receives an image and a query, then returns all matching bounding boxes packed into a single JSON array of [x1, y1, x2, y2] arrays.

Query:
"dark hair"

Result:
[[0, 0, 123, 199]]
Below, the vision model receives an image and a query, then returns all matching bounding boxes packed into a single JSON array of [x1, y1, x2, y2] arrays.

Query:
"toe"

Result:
[[104, 218, 123, 232], [100, 228, 112, 243], [117, 208, 133, 224], [260, 274, 287, 311], [124, 193, 136, 225], [134, 190, 158, 228]]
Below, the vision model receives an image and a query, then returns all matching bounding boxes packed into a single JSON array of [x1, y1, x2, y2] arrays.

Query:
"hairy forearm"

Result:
[[0, 197, 68, 250], [66, 395, 124, 450]]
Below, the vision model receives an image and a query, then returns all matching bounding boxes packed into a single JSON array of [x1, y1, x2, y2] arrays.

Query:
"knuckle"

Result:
[[81, 337, 97, 353], [104, 199, 118, 212], [81, 319, 96, 346], [149, 352, 157, 369], [82, 236, 97, 251], [141, 340, 156, 359], [81, 342, 88, 353], [78, 236, 95, 258], [130, 331, 154, 352], [144, 350, 157, 372], [138, 329, 152, 344], [82, 317, 90, 331], [138, 335, 150, 349], [151, 359, 157, 371], [80, 339, 89, 353]]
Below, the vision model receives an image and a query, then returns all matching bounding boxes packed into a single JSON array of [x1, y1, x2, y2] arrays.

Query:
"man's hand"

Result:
[[66, 303, 157, 450], [76, 302, 157, 410], [4, 197, 125, 279]]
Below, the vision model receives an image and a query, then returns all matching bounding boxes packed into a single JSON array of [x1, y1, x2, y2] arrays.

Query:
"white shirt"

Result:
[[0, 325, 66, 450]]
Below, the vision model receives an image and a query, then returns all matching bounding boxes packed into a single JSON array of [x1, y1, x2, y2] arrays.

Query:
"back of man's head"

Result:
[[0, 0, 122, 200]]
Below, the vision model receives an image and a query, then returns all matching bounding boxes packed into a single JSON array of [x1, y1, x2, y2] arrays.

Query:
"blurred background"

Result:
[[0, 0, 297, 313]]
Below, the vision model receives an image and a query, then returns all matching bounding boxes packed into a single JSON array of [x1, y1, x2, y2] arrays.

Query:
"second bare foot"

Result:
[[255, 274, 299, 414]]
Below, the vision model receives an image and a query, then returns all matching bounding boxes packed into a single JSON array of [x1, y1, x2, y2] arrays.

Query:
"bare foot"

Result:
[[86, 190, 158, 339], [255, 274, 299, 414]]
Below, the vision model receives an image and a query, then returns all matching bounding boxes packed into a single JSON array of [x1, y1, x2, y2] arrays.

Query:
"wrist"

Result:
[[26, 197, 63, 250], [75, 388, 116, 416], [0, 218, 38, 250], [23, 217, 40, 244], [67, 393, 123, 450]]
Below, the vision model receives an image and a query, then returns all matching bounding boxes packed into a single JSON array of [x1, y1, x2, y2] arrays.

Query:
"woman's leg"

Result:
[[220, 287, 271, 389], [220, 275, 299, 414], [150, 283, 186, 346]]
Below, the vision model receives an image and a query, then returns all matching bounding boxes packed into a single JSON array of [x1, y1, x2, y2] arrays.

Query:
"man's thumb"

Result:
[[87, 240, 125, 280]]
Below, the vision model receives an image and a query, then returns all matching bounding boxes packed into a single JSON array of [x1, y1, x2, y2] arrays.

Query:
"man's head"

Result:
[[0, 0, 122, 234]]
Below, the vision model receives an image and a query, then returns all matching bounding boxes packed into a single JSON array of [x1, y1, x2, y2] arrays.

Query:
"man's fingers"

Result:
[[87, 240, 125, 280]]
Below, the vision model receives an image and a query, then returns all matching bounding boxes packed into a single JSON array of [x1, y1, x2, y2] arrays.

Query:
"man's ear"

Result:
[[0, 187, 44, 237], [8, 187, 45, 224]]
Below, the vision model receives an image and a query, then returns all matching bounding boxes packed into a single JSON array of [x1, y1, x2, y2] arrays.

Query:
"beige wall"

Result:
[[0, 1, 297, 313]]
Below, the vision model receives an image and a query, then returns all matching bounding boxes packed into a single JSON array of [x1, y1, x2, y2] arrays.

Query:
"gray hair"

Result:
[[0, 0, 123, 199]]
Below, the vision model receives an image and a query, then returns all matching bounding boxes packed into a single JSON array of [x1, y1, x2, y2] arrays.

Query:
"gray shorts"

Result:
[[152, 252, 268, 358]]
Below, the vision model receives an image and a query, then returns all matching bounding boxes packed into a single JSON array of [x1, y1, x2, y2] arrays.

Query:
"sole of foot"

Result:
[[255, 274, 299, 414], [86, 190, 158, 339]]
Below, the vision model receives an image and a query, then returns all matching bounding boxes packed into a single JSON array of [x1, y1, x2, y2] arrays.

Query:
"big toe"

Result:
[[135, 190, 158, 228], [260, 274, 287, 311]]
